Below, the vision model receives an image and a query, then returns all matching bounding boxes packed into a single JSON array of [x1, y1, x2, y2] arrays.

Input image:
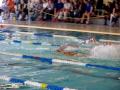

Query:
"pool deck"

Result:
[[0, 21, 120, 36]]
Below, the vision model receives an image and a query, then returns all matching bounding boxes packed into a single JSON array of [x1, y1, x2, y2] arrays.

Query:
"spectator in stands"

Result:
[[79, 0, 86, 18], [63, 0, 71, 21], [18, 0, 28, 21], [42, 0, 48, 20], [0, 0, 119, 27], [53, 0, 64, 21], [1, 0, 8, 20], [7, 0, 15, 20], [30, 0, 43, 21], [0, 9, 3, 23], [35, 0, 43, 21], [96, 0, 103, 15], [14, 0, 20, 20], [7, 0, 15, 13], [45, 0, 54, 21], [42, 0, 54, 21], [69, 0, 81, 22], [81, 0, 93, 24], [104, 2, 111, 25], [110, 1, 119, 26], [0, 9, 4, 28], [104, 0, 120, 26]]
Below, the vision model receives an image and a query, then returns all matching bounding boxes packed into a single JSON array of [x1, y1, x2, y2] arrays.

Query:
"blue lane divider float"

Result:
[[12, 40, 60, 46], [13, 40, 22, 43], [22, 55, 53, 64], [86, 64, 120, 71], [18, 31, 78, 39], [0, 51, 120, 72], [0, 34, 6, 41], [22, 55, 120, 71], [0, 76, 76, 90], [0, 30, 14, 33], [1, 30, 77, 39], [99, 39, 120, 44], [1, 30, 79, 41], [34, 33, 78, 40], [34, 33, 53, 37]]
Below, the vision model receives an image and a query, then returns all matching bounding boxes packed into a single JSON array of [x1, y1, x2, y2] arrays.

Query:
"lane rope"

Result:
[[0, 51, 120, 72], [18, 31, 78, 39], [99, 39, 120, 44], [0, 76, 76, 90]]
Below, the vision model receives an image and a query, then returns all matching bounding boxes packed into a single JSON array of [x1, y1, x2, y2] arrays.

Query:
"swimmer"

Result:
[[85, 36, 99, 45], [85, 37, 114, 46], [56, 44, 88, 57]]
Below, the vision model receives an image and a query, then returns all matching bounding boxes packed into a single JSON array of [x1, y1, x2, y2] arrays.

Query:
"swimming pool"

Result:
[[0, 26, 120, 90]]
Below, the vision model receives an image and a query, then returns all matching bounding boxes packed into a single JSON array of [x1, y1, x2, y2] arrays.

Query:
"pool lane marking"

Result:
[[1, 28, 78, 39], [17, 32, 78, 39], [11, 40, 60, 46], [1, 23, 120, 36], [0, 76, 76, 90], [99, 39, 120, 43], [1, 39, 60, 48], [0, 51, 120, 72]]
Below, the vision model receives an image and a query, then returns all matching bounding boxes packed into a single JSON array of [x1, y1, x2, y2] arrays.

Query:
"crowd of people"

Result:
[[0, 0, 120, 25]]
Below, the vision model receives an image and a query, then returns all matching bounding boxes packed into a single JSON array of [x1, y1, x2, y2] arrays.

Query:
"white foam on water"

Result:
[[64, 46, 78, 52], [41, 42, 51, 46], [90, 45, 120, 59]]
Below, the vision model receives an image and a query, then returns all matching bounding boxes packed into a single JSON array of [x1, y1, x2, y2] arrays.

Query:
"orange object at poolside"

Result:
[[7, 0, 15, 12]]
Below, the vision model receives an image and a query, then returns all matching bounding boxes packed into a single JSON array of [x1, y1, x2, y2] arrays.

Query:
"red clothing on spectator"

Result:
[[7, 0, 15, 12]]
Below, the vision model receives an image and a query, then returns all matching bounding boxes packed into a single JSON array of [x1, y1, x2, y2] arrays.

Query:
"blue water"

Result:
[[0, 27, 120, 90]]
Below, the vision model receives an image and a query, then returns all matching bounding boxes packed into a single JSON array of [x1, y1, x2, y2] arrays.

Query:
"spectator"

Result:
[[0, 9, 4, 28], [34, 0, 43, 21], [42, 0, 54, 21], [30, 0, 43, 21], [0, 0, 119, 26], [81, 0, 93, 24], [42, 0, 48, 20], [7, 0, 15, 13], [1, 0, 8, 20], [110, 1, 119, 26], [63, 0, 71, 20], [70, 0, 87, 23], [96, 0, 103, 15], [53, 0, 64, 21], [18, 0, 28, 21], [103, 2, 111, 25], [45, 0, 54, 21], [104, 0, 120, 26], [7, 0, 15, 20], [0, 9, 3, 23]]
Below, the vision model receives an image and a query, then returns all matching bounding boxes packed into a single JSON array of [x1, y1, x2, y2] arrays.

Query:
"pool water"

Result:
[[0, 27, 120, 90]]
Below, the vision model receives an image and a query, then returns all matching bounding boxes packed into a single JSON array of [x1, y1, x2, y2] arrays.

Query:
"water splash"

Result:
[[91, 45, 120, 59]]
